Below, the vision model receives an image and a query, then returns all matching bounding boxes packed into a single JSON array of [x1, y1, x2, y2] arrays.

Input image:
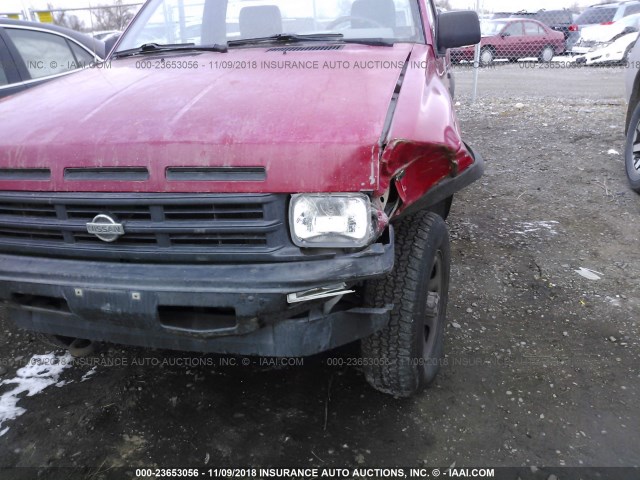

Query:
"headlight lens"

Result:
[[289, 193, 372, 248], [590, 41, 612, 52]]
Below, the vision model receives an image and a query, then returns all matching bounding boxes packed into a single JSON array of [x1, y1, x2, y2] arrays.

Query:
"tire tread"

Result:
[[362, 210, 449, 397]]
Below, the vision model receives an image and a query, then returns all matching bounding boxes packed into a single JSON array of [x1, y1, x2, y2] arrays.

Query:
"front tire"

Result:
[[539, 46, 555, 63], [625, 101, 640, 192], [480, 46, 494, 67], [361, 211, 451, 397]]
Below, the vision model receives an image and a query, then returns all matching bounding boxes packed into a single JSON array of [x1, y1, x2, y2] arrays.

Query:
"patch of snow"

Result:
[[605, 296, 621, 307], [552, 56, 576, 63], [513, 220, 560, 236], [575, 267, 603, 281], [0, 352, 73, 437], [81, 367, 97, 382], [608, 149, 620, 156]]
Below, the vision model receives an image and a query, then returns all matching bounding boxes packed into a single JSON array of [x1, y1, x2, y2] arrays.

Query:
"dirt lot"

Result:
[[0, 65, 638, 477]]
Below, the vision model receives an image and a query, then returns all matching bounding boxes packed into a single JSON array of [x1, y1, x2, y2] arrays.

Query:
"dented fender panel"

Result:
[[377, 46, 480, 215]]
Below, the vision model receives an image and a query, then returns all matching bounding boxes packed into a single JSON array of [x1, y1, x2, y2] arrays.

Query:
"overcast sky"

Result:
[[2, 0, 599, 15]]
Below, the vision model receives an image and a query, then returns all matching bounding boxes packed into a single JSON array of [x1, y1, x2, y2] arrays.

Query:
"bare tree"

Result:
[[48, 3, 86, 32], [92, 0, 135, 31], [568, 2, 582, 14], [435, 0, 452, 10], [338, 0, 352, 16]]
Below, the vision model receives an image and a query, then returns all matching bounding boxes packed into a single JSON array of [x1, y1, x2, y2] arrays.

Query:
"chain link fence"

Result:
[[2, 1, 637, 103], [5, 3, 637, 65], [449, 3, 640, 102]]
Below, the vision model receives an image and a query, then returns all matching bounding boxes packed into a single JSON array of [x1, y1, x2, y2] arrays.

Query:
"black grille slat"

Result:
[[169, 236, 267, 246], [267, 45, 344, 52], [0, 193, 285, 263], [72, 232, 157, 239], [65, 206, 151, 221], [64, 167, 149, 181], [0, 216, 88, 231], [0, 227, 65, 240], [166, 167, 266, 182], [0, 168, 51, 180], [163, 205, 264, 220], [0, 204, 58, 217], [72, 233, 159, 246]]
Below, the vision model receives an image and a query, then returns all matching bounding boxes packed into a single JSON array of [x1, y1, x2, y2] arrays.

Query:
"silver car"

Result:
[[625, 41, 640, 192], [0, 19, 105, 99]]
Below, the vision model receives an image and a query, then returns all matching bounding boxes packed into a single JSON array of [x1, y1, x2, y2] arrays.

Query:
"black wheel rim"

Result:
[[423, 250, 444, 358], [632, 121, 640, 181]]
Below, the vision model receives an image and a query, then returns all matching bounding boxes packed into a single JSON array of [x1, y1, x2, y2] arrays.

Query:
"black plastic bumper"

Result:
[[0, 234, 394, 356]]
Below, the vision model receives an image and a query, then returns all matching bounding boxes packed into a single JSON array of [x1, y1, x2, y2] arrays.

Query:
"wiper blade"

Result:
[[342, 38, 395, 47], [228, 33, 344, 47], [113, 42, 227, 58]]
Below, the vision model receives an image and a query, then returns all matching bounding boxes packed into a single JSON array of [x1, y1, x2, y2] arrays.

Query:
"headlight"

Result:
[[590, 41, 612, 52], [289, 193, 373, 248]]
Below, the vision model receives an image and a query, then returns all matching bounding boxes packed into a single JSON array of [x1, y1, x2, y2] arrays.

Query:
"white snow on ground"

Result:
[[0, 352, 73, 437], [513, 220, 560, 236], [81, 366, 97, 382], [551, 56, 577, 63], [575, 267, 604, 281]]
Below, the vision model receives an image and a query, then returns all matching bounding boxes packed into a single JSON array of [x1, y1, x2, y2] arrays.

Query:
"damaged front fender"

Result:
[[381, 139, 479, 217], [375, 45, 482, 218]]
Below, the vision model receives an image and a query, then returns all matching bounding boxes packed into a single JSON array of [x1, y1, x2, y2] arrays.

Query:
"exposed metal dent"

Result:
[[378, 49, 413, 151], [374, 49, 413, 192], [370, 145, 377, 186]]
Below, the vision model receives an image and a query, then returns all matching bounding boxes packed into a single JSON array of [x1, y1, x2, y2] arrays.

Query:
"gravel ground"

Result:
[[0, 65, 638, 477]]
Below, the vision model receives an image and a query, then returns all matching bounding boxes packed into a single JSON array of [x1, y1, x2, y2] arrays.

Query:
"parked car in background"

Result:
[[0, 19, 105, 99], [573, 13, 640, 64], [451, 18, 565, 65], [92, 30, 121, 51], [624, 41, 640, 192], [510, 9, 574, 43], [567, 1, 640, 51], [91, 30, 120, 41]]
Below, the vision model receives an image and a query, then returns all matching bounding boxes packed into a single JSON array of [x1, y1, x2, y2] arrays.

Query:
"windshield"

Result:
[[575, 7, 616, 25], [116, 0, 424, 52], [481, 20, 507, 36], [620, 13, 640, 28]]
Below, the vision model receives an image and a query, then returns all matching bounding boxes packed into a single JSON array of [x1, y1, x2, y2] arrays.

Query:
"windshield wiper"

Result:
[[228, 33, 394, 48], [113, 42, 227, 58], [341, 38, 395, 47], [227, 33, 344, 47]]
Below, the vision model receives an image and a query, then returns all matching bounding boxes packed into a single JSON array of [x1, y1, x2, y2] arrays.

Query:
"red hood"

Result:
[[0, 44, 413, 193]]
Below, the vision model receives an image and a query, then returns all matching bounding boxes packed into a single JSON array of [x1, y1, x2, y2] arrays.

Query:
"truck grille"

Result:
[[0, 193, 293, 263]]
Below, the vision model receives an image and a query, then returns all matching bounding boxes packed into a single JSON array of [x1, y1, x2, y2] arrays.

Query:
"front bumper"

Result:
[[0, 234, 394, 356], [575, 47, 626, 65], [571, 46, 590, 55]]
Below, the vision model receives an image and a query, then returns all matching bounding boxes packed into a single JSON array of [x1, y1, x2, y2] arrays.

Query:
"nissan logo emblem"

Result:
[[86, 214, 125, 242]]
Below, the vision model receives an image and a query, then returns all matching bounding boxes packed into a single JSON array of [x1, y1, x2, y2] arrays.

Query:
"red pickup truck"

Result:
[[0, 0, 481, 397]]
